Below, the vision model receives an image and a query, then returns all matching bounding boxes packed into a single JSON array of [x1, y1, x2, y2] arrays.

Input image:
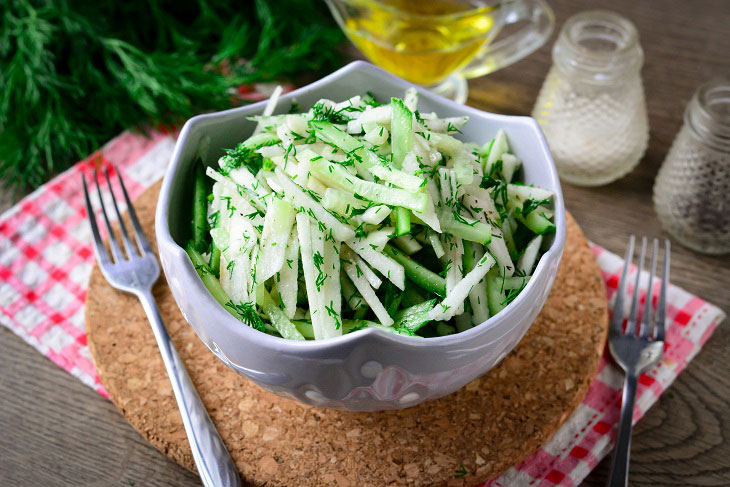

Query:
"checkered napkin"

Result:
[[0, 130, 724, 487]]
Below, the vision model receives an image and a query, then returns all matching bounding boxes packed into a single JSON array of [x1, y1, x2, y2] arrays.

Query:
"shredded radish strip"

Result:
[[195, 87, 556, 340]]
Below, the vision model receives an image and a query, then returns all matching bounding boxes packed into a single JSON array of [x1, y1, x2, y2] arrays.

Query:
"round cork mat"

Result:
[[87, 181, 608, 486]]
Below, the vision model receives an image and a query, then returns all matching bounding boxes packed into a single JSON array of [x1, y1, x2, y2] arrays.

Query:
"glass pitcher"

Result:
[[324, 0, 554, 103]]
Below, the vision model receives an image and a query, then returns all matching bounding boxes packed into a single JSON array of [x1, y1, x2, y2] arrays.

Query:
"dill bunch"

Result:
[[0, 0, 344, 193]]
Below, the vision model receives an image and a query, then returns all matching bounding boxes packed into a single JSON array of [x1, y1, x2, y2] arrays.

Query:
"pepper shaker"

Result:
[[532, 11, 649, 186], [653, 78, 730, 255]]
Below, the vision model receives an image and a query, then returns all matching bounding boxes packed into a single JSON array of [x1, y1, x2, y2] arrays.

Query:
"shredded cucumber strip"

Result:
[[501, 275, 531, 290], [242, 131, 280, 149], [423, 116, 468, 134], [195, 88, 556, 340], [507, 183, 555, 203], [427, 131, 463, 156], [423, 230, 442, 259], [415, 180, 442, 232], [367, 164, 425, 192], [394, 207, 411, 236], [501, 153, 521, 182], [384, 245, 446, 297], [451, 150, 475, 185], [309, 121, 375, 180], [187, 244, 264, 329], [464, 243, 490, 325], [522, 211, 556, 235], [518, 235, 543, 274], [390, 98, 413, 167], [484, 129, 508, 174], [465, 197, 514, 276], [440, 211, 492, 245], [394, 235, 422, 255], [310, 157, 428, 212], [320, 187, 366, 217], [293, 319, 412, 338], [394, 299, 437, 333], [261, 288, 305, 340], [486, 267, 507, 316]]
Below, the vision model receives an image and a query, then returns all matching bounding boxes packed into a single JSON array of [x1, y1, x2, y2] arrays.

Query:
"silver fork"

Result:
[[606, 235, 670, 487], [82, 167, 240, 487]]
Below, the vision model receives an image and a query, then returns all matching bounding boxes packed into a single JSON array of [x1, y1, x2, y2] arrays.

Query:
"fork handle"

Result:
[[137, 290, 241, 487], [607, 372, 638, 487]]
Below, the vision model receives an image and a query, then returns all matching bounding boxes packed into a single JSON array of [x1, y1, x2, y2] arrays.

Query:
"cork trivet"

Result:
[[87, 182, 608, 486]]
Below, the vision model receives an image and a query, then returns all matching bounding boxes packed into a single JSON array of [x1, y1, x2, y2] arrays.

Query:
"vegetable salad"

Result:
[[186, 88, 556, 340]]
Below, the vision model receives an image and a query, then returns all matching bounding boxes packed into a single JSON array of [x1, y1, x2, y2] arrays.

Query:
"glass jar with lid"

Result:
[[653, 78, 730, 255], [532, 10, 649, 186]]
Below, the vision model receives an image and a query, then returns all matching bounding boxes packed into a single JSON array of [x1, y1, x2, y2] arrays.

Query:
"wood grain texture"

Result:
[[1, 0, 728, 485]]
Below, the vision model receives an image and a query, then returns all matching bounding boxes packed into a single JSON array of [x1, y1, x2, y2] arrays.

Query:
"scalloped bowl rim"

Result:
[[155, 60, 566, 355]]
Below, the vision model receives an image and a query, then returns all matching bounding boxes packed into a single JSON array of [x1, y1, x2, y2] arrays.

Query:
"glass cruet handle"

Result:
[[460, 0, 554, 79]]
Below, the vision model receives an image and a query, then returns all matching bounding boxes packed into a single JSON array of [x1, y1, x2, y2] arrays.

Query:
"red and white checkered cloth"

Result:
[[0, 128, 724, 487]]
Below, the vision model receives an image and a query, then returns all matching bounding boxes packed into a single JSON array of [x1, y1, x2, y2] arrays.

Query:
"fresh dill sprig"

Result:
[[310, 101, 350, 125], [0, 0, 343, 194], [227, 301, 266, 332], [221, 144, 264, 175]]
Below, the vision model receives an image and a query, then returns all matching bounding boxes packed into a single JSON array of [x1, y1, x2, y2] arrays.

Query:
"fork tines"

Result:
[[81, 166, 152, 264], [611, 235, 670, 340]]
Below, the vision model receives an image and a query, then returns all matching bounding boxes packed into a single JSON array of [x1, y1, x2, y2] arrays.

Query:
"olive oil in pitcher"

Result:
[[343, 0, 498, 85]]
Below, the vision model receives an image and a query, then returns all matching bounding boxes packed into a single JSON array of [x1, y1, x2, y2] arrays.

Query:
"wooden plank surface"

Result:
[[1, 0, 728, 485]]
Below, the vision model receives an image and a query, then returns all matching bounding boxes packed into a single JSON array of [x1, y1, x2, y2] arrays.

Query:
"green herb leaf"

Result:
[[0, 0, 343, 193]]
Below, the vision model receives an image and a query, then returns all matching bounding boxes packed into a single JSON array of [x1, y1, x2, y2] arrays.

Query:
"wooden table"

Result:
[[1, 0, 728, 485]]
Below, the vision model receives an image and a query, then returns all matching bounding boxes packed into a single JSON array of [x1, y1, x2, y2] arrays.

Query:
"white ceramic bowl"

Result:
[[155, 61, 565, 411]]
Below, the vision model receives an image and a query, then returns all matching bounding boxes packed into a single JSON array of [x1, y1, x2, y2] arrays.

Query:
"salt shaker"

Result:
[[532, 11, 648, 186], [653, 78, 730, 255]]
